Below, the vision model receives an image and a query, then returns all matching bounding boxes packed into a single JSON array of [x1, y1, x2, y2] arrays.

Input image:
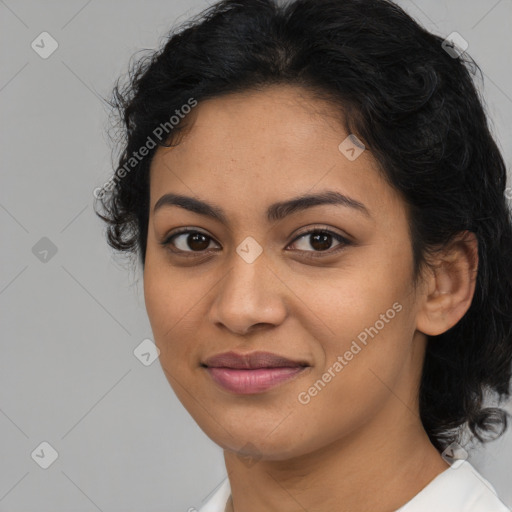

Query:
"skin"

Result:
[[143, 84, 478, 512]]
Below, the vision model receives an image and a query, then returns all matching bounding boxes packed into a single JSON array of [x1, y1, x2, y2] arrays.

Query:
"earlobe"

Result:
[[416, 231, 479, 336]]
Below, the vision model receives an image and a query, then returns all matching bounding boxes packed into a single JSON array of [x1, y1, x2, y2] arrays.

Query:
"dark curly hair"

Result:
[[94, 0, 512, 452]]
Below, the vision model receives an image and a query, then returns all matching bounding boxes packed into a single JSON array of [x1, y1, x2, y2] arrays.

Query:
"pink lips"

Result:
[[203, 351, 309, 394]]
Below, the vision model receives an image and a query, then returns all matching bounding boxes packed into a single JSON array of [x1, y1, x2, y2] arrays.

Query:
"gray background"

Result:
[[1, 0, 511, 510]]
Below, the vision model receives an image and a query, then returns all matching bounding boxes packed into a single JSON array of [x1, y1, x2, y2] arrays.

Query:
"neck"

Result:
[[223, 402, 449, 512]]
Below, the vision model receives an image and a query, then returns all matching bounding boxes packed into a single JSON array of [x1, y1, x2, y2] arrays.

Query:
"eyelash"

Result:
[[159, 226, 352, 260]]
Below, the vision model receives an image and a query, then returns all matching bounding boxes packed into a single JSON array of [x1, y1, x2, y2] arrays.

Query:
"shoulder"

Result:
[[195, 464, 510, 512], [397, 461, 510, 512]]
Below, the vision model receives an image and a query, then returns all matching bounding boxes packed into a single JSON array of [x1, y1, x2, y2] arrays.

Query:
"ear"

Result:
[[416, 231, 479, 336]]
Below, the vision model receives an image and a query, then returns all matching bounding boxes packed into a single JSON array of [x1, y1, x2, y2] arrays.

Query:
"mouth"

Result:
[[201, 351, 310, 394]]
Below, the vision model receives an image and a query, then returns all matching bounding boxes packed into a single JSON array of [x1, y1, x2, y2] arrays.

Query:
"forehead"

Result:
[[153, 85, 348, 167], [148, 85, 402, 224]]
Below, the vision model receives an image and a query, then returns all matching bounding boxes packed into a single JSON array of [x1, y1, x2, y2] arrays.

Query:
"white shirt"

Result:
[[197, 461, 510, 512]]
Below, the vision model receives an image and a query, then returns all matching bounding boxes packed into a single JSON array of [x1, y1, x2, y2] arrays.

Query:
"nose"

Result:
[[207, 247, 288, 336]]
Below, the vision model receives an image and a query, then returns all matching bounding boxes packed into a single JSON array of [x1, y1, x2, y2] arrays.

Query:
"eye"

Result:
[[160, 226, 351, 258], [160, 228, 220, 255], [288, 228, 351, 258]]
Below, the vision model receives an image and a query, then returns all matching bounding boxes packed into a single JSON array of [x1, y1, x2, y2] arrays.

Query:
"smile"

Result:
[[205, 366, 308, 394], [202, 350, 310, 394]]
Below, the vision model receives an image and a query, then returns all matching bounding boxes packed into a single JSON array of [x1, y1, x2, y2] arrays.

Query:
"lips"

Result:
[[202, 351, 310, 394], [203, 351, 309, 369]]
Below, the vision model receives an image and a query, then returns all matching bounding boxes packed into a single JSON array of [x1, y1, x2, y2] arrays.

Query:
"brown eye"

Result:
[[310, 232, 334, 251], [183, 232, 210, 251], [161, 229, 220, 254], [289, 229, 350, 255]]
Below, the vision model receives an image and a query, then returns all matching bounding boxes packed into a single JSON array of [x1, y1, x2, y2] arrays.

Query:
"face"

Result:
[[144, 85, 427, 461]]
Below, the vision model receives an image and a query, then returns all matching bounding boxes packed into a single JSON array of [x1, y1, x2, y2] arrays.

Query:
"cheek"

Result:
[[143, 265, 206, 413], [143, 256, 194, 361], [300, 294, 411, 395], [286, 308, 415, 456], [291, 261, 415, 405], [293, 259, 410, 352]]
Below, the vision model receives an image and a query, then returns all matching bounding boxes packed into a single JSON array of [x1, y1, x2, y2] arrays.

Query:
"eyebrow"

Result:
[[153, 190, 371, 224]]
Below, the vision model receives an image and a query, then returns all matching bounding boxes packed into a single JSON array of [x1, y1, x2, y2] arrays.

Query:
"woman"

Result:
[[95, 0, 512, 510]]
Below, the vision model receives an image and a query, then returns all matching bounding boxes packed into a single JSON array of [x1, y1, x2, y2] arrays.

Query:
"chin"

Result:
[[205, 423, 312, 462]]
